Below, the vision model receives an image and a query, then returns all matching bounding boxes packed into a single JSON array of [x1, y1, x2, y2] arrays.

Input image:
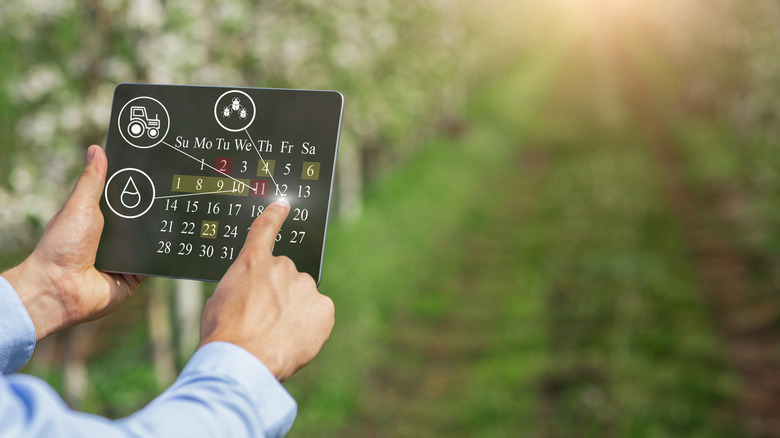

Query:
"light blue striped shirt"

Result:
[[0, 275, 297, 437]]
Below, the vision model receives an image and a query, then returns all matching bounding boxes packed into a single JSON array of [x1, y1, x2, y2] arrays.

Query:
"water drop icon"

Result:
[[121, 176, 141, 209]]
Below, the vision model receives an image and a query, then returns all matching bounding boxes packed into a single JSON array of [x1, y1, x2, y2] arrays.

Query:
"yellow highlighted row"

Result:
[[257, 160, 321, 180], [171, 175, 252, 197]]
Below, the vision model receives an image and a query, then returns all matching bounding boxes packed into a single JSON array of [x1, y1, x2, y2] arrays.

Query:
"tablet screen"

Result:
[[96, 84, 343, 284]]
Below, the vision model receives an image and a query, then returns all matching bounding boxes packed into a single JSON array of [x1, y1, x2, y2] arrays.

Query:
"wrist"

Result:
[[3, 256, 68, 340], [200, 335, 287, 382]]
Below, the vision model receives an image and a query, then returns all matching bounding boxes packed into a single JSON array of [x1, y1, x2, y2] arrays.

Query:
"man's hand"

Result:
[[3, 145, 145, 340], [200, 198, 335, 382]]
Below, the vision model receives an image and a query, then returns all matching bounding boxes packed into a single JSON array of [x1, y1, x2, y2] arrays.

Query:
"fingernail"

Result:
[[87, 146, 96, 163], [274, 197, 290, 208]]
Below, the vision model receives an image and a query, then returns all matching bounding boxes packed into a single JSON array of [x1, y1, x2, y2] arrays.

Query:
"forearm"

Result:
[[0, 273, 297, 436], [123, 342, 297, 437], [0, 342, 297, 438]]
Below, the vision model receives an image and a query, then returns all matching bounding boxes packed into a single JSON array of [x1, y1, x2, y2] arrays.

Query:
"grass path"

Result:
[[312, 22, 741, 437], [342, 145, 548, 437]]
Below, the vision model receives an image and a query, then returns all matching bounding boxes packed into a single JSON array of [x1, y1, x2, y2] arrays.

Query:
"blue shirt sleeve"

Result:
[[120, 342, 298, 437], [0, 275, 36, 374], [0, 276, 297, 437]]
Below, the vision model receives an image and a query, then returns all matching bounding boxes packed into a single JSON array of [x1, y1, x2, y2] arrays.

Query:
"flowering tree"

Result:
[[0, 0, 479, 250]]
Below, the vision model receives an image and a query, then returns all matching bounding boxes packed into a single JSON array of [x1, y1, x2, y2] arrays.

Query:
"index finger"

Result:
[[244, 198, 291, 254]]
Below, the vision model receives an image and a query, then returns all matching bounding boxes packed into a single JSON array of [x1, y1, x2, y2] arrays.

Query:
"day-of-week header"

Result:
[[174, 136, 316, 155]]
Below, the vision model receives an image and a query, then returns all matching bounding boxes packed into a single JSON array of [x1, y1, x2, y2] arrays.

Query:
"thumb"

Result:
[[66, 145, 108, 209]]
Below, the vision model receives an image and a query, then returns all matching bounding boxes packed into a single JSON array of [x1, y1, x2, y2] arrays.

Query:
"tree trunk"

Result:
[[174, 279, 203, 363], [147, 279, 176, 389], [63, 320, 102, 407]]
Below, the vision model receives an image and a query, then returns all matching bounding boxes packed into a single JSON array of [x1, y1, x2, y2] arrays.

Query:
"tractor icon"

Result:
[[127, 106, 161, 139]]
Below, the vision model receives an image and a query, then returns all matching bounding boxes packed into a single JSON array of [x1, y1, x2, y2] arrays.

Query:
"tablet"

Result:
[[96, 84, 343, 284]]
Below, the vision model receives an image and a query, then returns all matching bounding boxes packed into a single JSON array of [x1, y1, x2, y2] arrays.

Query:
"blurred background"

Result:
[[1, 0, 779, 436]]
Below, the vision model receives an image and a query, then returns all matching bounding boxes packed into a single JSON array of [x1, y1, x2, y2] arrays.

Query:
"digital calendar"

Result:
[[96, 84, 344, 284]]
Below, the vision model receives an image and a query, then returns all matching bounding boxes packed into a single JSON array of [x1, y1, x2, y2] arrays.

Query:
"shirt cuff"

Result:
[[181, 341, 297, 436], [0, 275, 37, 374]]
